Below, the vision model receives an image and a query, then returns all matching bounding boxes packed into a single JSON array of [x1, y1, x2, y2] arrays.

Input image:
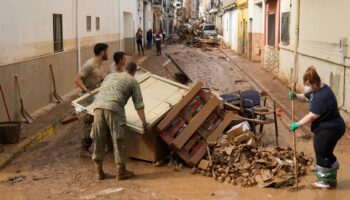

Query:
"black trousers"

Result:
[[313, 124, 345, 168], [137, 39, 144, 54], [156, 41, 161, 55]]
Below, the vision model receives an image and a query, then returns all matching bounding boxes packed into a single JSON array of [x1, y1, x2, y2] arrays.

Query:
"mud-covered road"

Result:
[[1, 44, 350, 200]]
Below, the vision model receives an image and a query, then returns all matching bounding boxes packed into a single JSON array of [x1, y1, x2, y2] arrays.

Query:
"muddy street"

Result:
[[0, 45, 350, 200]]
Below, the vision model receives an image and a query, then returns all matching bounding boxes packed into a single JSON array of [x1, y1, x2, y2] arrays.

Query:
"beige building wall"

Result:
[[278, 0, 350, 127], [248, 0, 264, 62], [0, 0, 140, 122]]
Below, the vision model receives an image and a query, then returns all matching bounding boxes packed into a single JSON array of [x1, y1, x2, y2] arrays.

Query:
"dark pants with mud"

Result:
[[313, 125, 345, 168], [156, 41, 161, 55], [81, 113, 94, 150], [137, 39, 144, 55], [91, 109, 126, 165]]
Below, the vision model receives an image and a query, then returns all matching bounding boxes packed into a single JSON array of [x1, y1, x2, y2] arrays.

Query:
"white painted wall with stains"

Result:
[[0, 0, 141, 66], [278, 0, 350, 127]]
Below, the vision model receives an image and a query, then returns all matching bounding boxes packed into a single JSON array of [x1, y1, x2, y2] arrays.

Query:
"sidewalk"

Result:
[[220, 47, 350, 138]]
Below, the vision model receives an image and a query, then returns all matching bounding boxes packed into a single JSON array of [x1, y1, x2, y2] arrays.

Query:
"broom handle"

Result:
[[292, 82, 298, 188], [0, 84, 11, 121]]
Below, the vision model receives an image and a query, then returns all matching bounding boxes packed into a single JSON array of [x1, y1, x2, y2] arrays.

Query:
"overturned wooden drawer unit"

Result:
[[156, 82, 234, 166], [72, 70, 189, 162]]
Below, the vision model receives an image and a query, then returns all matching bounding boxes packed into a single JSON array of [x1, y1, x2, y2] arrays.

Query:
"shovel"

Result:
[[15, 75, 34, 123], [49, 65, 63, 103], [0, 84, 11, 121]]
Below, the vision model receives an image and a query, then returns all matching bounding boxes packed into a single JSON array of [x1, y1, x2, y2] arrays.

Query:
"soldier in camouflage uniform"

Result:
[[91, 62, 148, 180], [74, 43, 108, 158]]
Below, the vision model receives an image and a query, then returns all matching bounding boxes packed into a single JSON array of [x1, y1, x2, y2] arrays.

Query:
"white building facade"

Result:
[[0, 0, 149, 122]]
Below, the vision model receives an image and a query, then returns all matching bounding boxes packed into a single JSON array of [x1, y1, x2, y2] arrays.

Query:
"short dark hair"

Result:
[[113, 52, 125, 64], [94, 43, 108, 55], [126, 62, 138, 73]]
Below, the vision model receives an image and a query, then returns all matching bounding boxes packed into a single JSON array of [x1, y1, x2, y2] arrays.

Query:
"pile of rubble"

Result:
[[192, 128, 313, 188]]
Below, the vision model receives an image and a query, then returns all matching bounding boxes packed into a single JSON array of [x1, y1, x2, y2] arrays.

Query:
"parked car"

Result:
[[202, 24, 217, 36]]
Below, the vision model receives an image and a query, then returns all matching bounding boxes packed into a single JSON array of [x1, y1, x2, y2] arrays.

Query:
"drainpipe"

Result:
[[339, 38, 347, 110], [76, 0, 81, 71], [292, 0, 300, 85], [119, 0, 122, 50]]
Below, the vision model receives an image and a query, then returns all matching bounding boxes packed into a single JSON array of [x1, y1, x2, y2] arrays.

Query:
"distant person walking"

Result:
[[136, 28, 144, 55], [161, 30, 165, 42], [155, 32, 162, 56], [146, 29, 153, 49]]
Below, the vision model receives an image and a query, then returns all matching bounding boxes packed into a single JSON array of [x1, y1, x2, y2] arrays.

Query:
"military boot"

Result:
[[80, 146, 91, 158], [94, 160, 105, 180], [116, 164, 135, 180]]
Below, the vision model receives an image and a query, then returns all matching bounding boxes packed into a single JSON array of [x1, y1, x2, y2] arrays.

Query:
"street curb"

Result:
[[219, 48, 312, 138], [0, 125, 54, 171]]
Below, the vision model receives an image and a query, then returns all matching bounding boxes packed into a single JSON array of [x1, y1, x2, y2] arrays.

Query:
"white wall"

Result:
[[0, 0, 75, 65], [0, 0, 139, 66], [278, 0, 350, 123], [230, 9, 239, 51], [223, 12, 230, 44]]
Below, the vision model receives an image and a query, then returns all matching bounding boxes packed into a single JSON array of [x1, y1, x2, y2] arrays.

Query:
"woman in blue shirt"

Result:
[[288, 67, 345, 189]]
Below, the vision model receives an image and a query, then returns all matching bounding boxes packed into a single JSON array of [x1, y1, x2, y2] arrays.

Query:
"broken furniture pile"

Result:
[[155, 82, 313, 188], [192, 125, 313, 188], [156, 82, 234, 166]]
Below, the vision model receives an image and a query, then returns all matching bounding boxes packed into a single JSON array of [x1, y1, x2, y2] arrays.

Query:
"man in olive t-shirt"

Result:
[[74, 43, 108, 157]]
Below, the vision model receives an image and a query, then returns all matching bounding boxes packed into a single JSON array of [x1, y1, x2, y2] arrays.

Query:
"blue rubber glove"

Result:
[[289, 122, 300, 132], [288, 91, 297, 100]]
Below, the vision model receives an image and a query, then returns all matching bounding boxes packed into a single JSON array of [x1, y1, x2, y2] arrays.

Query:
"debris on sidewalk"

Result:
[[0, 175, 26, 185], [192, 131, 313, 188]]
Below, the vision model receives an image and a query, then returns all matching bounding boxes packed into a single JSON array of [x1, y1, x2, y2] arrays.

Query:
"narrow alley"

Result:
[[1, 44, 349, 200]]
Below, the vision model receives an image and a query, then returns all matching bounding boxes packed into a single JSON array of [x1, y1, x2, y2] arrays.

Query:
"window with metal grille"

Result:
[[87, 16, 91, 31], [281, 12, 290, 45], [267, 14, 276, 46], [96, 17, 100, 30], [53, 14, 63, 52]]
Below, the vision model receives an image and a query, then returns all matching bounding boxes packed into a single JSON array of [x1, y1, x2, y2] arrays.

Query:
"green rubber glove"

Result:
[[288, 91, 297, 100], [289, 122, 300, 132]]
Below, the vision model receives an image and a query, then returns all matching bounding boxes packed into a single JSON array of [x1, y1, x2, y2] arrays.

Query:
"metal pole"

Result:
[[76, 0, 81, 71]]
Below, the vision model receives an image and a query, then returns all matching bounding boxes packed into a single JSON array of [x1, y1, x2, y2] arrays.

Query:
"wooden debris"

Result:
[[198, 159, 210, 170], [191, 132, 313, 188]]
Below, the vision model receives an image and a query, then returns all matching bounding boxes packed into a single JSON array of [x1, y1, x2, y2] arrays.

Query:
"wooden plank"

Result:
[[169, 119, 186, 137], [197, 127, 211, 138], [207, 112, 235, 144], [156, 82, 203, 132], [190, 142, 208, 166], [165, 53, 192, 83], [172, 96, 220, 150], [183, 134, 201, 151], [126, 129, 168, 162]]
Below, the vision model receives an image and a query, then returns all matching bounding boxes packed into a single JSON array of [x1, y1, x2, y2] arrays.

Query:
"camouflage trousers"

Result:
[[91, 109, 126, 165], [81, 113, 94, 150]]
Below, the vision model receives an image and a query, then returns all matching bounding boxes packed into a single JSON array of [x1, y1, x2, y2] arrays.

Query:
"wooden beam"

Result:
[[172, 96, 220, 150], [156, 82, 203, 132], [207, 112, 235, 143]]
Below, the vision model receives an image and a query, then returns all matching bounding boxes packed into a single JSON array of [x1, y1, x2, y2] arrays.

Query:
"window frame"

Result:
[[87, 16, 92, 31], [96, 17, 100, 31], [53, 14, 63, 53]]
